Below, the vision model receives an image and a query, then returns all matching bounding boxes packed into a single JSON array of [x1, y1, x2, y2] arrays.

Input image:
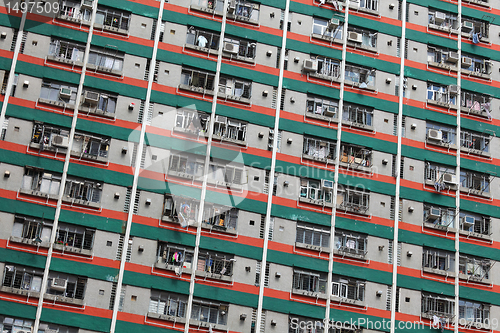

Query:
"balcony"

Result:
[[44, 275, 86, 305], [428, 10, 459, 33], [331, 275, 366, 306], [162, 195, 199, 227], [299, 178, 333, 207], [421, 294, 455, 320], [57, 0, 92, 25], [78, 90, 117, 119], [292, 269, 328, 299], [1, 265, 43, 298], [427, 46, 459, 71], [459, 255, 491, 283], [426, 83, 458, 109], [337, 188, 369, 215], [212, 115, 247, 145], [425, 123, 456, 148], [311, 17, 343, 44], [217, 77, 252, 104], [201, 205, 238, 234], [460, 170, 491, 197], [190, 0, 259, 25], [305, 96, 339, 122], [155, 243, 194, 274], [148, 290, 188, 323], [342, 103, 374, 130], [458, 212, 491, 240], [423, 205, 456, 231], [302, 136, 336, 163], [345, 64, 376, 91], [334, 231, 367, 260], [10, 215, 51, 247], [303, 56, 341, 82], [422, 248, 456, 277], [460, 90, 492, 118], [167, 153, 205, 181], [190, 300, 228, 331], [346, 28, 377, 52], [47, 39, 85, 67], [94, 6, 130, 35], [53, 223, 94, 256], [179, 68, 215, 95], [86, 47, 124, 76], [461, 54, 492, 80], [461, 18, 489, 43], [195, 252, 234, 282], [339, 144, 371, 172], [460, 130, 490, 157], [424, 163, 457, 191]]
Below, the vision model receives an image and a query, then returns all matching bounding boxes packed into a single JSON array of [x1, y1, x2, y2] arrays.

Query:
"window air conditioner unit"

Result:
[[462, 215, 475, 227], [428, 207, 441, 220], [328, 18, 340, 30], [303, 59, 318, 72], [462, 21, 474, 32], [223, 42, 239, 54], [324, 106, 337, 117], [84, 91, 100, 105], [442, 173, 456, 184], [348, 31, 363, 43], [434, 12, 446, 23], [81, 0, 93, 9], [448, 85, 458, 94], [228, 0, 236, 13], [447, 51, 459, 63], [427, 129, 442, 141], [321, 179, 334, 189], [51, 134, 70, 148], [50, 277, 67, 292], [59, 87, 72, 99], [461, 57, 472, 67]]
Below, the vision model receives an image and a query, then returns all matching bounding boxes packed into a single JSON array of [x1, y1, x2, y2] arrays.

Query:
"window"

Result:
[[422, 248, 455, 272], [460, 90, 492, 118], [156, 243, 194, 270], [186, 27, 220, 51], [197, 251, 233, 277], [460, 130, 490, 153], [149, 290, 188, 318], [461, 53, 492, 77], [345, 64, 375, 88], [212, 116, 247, 143], [342, 103, 373, 127], [58, 0, 92, 22], [168, 153, 205, 179], [428, 10, 458, 31], [163, 195, 200, 226], [2, 265, 43, 293], [331, 275, 365, 301], [348, 26, 377, 48], [292, 270, 327, 294], [303, 136, 336, 161], [174, 110, 210, 134], [421, 294, 455, 318], [312, 17, 343, 39], [191, 0, 259, 23], [73, 132, 109, 159], [11, 215, 52, 244], [461, 17, 489, 39], [63, 178, 102, 203], [459, 300, 489, 324], [314, 56, 341, 79], [458, 211, 490, 236], [426, 122, 456, 145], [223, 36, 256, 59], [426, 83, 457, 105], [48, 39, 85, 63], [427, 45, 458, 67], [423, 205, 456, 228], [339, 144, 371, 168], [424, 163, 456, 186], [334, 230, 367, 256], [95, 6, 130, 32], [218, 77, 252, 100], [180, 68, 215, 92], [460, 170, 490, 194], [299, 178, 332, 205], [459, 255, 491, 280], [39, 81, 78, 105], [46, 274, 86, 301], [191, 300, 228, 326], [337, 187, 369, 214], [202, 205, 238, 231], [87, 47, 124, 73], [81, 90, 117, 115], [359, 0, 378, 11], [55, 223, 95, 252], [22, 167, 61, 196], [306, 96, 339, 119], [295, 223, 330, 248]]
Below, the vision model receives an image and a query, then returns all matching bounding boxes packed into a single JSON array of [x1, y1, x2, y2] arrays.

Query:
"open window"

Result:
[[422, 247, 455, 272], [292, 269, 327, 294], [334, 230, 368, 257], [299, 178, 333, 206], [337, 187, 369, 214], [156, 242, 194, 272], [331, 275, 365, 302], [302, 136, 336, 162], [11, 215, 52, 246], [295, 223, 330, 250], [421, 293, 455, 319], [148, 290, 188, 319]]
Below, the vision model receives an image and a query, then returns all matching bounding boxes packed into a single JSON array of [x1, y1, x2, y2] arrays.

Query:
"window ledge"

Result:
[[341, 120, 374, 131], [311, 33, 343, 45], [37, 98, 73, 109], [167, 170, 196, 180], [184, 44, 256, 65], [56, 14, 90, 26], [422, 266, 456, 277], [189, 319, 228, 332], [346, 40, 377, 53], [458, 273, 491, 284], [424, 179, 457, 190], [427, 99, 458, 110], [19, 187, 59, 200], [147, 312, 186, 323], [53, 243, 93, 256], [421, 312, 454, 321], [333, 248, 367, 260], [302, 154, 336, 164], [305, 112, 338, 123], [428, 24, 456, 34], [339, 160, 371, 172], [0, 286, 40, 297], [212, 134, 246, 146], [425, 138, 457, 149], [463, 0, 490, 8], [46, 55, 84, 68], [172, 126, 208, 136], [354, 6, 379, 16], [460, 106, 490, 118], [86, 63, 123, 76], [299, 196, 333, 208], [195, 270, 233, 282], [459, 146, 490, 157], [93, 23, 129, 36], [217, 92, 251, 104], [201, 222, 237, 235], [295, 242, 330, 253], [178, 84, 214, 96], [330, 295, 365, 306], [458, 229, 491, 240], [73, 152, 108, 163], [61, 196, 100, 209], [427, 61, 458, 72], [189, 5, 258, 25], [44, 293, 84, 306], [459, 186, 491, 198], [79, 105, 116, 119], [309, 72, 341, 83], [423, 222, 456, 233], [154, 261, 192, 274], [9, 236, 50, 248], [461, 69, 491, 80], [337, 204, 369, 215], [345, 80, 376, 91], [292, 288, 328, 299]]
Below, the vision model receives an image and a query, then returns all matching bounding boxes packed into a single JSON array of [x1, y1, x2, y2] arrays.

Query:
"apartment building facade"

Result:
[[0, 0, 499, 332]]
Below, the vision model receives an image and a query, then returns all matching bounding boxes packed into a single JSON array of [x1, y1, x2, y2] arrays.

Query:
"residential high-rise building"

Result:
[[0, 0, 498, 332]]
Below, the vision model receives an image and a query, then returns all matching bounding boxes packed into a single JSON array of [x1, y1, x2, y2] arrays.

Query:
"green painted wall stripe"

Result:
[[0, 247, 46, 269], [115, 320, 177, 333], [99, 0, 159, 18], [51, 258, 118, 282], [40, 308, 111, 333], [131, 223, 195, 246], [194, 284, 259, 308], [123, 271, 190, 294]]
